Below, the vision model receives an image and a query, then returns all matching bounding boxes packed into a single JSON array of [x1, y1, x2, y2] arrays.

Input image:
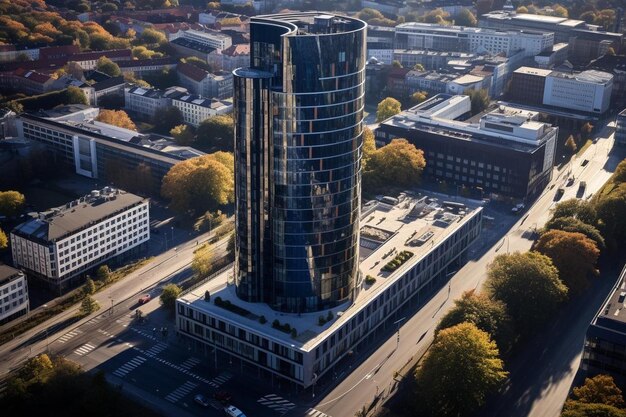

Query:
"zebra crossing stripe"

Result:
[[74, 343, 95, 356], [164, 381, 198, 403], [58, 330, 82, 343], [112, 356, 147, 377], [306, 409, 330, 417]]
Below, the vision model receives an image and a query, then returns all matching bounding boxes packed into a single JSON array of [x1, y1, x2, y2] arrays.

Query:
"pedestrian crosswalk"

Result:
[[145, 342, 168, 357], [112, 356, 147, 378], [86, 316, 102, 326], [180, 357, 201, 370], [307, 408, 332, 417], [58, 329, 82, 344], [257, 394, 296, 412], [74, 343, 96, 356], [209, 371, 232, 388], [164, 381, 198, 403]]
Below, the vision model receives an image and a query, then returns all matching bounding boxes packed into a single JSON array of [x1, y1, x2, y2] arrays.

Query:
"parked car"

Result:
[[194, 394, 210, 407], [555, 187, 565, 200], [138, 294, 151, 304], [214, 390, 232, 404], [579, 181, 587, 192], [511, 203, 525, 214], [225, 405, 246, 417]]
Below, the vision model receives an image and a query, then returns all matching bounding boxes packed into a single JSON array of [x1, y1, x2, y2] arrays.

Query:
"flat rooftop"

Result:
[[179, 192, 483, 352], [0, 264, 23, 285], [12, 188, 145, 242], [594, 266, 626, 327], [514, 66, 552, 77]]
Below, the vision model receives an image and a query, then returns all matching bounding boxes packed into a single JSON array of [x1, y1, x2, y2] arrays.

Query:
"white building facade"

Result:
[[181, 29, 232, 50], [171, 95, 233, 127], [0, 265, 29, 325], [11, 188, 150, 290], [543, 70, 613, 113]]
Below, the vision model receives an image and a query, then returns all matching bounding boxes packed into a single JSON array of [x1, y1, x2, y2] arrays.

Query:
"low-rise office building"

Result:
[[11, 188, 149, 290], [582, 265, 626, 384], [509, 67, 613, 114], [15, 105, 204, 192], [534, 43, 569, 69], [177, 62, 233, 99], [180, 29, 232, 50], [207, 44, 250, 72], [124, 85, 187, 119], [177, 194, 483, 388], [376, 94, 558, 200], [393, 50, 476, 71], [586, 54, 626, 109], [171, 94, 233, 127], [0, 265, 29, 325]]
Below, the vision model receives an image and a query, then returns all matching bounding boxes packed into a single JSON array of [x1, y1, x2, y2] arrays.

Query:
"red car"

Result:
[[138, 294, 151, 304]]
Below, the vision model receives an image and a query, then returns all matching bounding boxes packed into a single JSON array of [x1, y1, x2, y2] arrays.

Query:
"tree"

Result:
[[356, 8, 384, 22], [195, 114, 234, 151], [0, 190, 25, 217], [516, 6, 528, 13], [84, 277, 96, 295], [140, 28, 167, 45], [465, 88, 490, 115], [96, 109, 136, 130], [160, 283, 182, 311], [552, 199, 597, 225], [486, 251, 568, 336], [192, 244, 213, 277], [66, 86, 88, 105], [436, 290, 514, 352], [582, 122, 594, 137], [154, 106, 183, 132], [565, 135, 577, 154], [364, 139, 426, 190], [96, 56, 121, 77], [391, 60, 403, 68], [376, 97, 401, 122], [595, 188, 626, 250], [455, 8, 477, 26], [415, 322, 507, 417], [80, 296, 99, 315], [422, 8, 452, 25], [161, 152, 235, 215], [0, 227, 7, 250], [551, 4, 569, 18], [544, 216, 605, 250], [170, 124, 195, 145], [413, 63, 425, 71], [562, 401, 626, 417], [361, 126, 376, 171], [21, 354, 53, 382], [132, 45, 156, 60], [534, 230, 600, 295], [96, 265, 110, 282], [572, 374, 625, 407], [410, 91, 428, 105], [606, 47, 616, 56]]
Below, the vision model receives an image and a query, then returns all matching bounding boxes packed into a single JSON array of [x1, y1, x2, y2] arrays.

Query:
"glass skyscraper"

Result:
[[233, 13, 366, 313]]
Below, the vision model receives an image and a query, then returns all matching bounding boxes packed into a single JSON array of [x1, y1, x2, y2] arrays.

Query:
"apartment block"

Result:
[[0, 265, 29, 325]]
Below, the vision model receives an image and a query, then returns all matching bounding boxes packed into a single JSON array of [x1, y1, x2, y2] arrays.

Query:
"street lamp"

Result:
[[170, 226, 174, 244], [394, 317, 406, 349], [42, 304, 49, 353], [312, 373, 318, 399]]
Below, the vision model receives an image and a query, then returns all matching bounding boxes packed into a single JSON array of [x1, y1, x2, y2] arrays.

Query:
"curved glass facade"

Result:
[[234, 13, 367, 313]]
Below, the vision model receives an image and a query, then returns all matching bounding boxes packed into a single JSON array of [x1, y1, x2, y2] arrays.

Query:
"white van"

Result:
[[225, 405, 246, 417]]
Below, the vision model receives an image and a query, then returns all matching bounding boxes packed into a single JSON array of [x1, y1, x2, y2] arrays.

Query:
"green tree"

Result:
[[96, 265, 110, 282], [391, 60, 403, 68], [552, 199, 597, 225], [160, 283, 182, 311], [21, 354, 53, 382], [170, 124, 195, 145], [551, 4, 569, 18], [132, 45, 156, 60], [544, 216, 605, 249], [412, 63, 425, 71], [422, 8, 452, 25], [562, 401, 626, 417], [361, 126, 376, 171], [196, 114, 234, 151], [465, 88, 490, 115], [486, 251, 568, 336], [595, 188, 626, 250], [565, 135, 577, 154], [140, 28, 167, 45], [356, 8, 384, 22], [572, 374, 625, 407], [161, 152, 235, 215], [80, 296, 99, 315], [364, 138, 426, 191], [415, 322, 507, 417], [192, 244, 213, 277], [534, 230, 600, 295], [410, 91, 428, 104], [0, 190, 25, 217], [96, 109, 136, 130], [154, 106, 184, 132], [436, 290, 514, 352], [96, 56, 121, 77], [455, 8, 477, 26], [84, 277, 96, 295], [376, 97, 401, 122], [0, 227, 7, 250], [66, 86, 88, 105]]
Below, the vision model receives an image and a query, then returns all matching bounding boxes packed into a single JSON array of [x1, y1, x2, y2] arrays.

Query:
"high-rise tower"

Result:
[[233, 13, 366, 313]]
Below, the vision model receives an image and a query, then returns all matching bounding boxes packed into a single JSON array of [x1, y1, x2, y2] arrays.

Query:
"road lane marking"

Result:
[[74, 343, 96, 356]]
